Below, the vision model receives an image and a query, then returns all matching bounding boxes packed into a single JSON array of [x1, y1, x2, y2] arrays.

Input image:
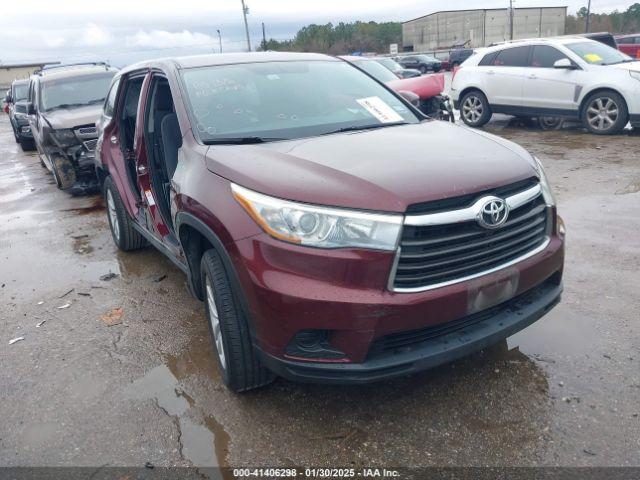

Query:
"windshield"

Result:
[[40, 73, 115, 112], [181, 60, 419, 143], [12, 83, 28, 102], [375, 58, 403, 71], [354, 60, 399, 83], [566, 41, 632, 65]]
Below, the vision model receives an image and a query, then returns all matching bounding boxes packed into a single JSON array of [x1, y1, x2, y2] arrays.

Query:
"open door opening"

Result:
[[145, 76, 181, 233], [119, 76, 144, 198]]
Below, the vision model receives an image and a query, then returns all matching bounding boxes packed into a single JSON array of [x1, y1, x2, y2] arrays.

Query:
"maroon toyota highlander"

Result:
[[96, 53, 565, 392]]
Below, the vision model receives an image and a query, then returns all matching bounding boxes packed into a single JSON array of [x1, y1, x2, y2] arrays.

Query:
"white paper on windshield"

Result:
[[356, 96, 404, 124]]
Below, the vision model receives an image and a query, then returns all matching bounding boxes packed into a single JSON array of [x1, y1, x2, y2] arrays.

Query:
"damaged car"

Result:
[[27, 63, 117, 193], [5, 79, 35, 151], [98, 53, 564, 392]]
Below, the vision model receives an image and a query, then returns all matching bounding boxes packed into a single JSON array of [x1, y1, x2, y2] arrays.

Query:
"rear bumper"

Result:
[[258, 278, 562, 384]]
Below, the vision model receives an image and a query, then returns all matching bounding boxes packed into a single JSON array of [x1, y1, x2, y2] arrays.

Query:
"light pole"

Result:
[[240, 0, 251, 52], [217, 29, 222, 53], [509, 0, 515, 40], [585, 0, 592, 33]]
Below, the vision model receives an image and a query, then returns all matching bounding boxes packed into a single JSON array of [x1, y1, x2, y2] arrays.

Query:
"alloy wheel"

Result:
[[462, 95, 484, 124], [206, 277, 227, 370], [586, 97, 619, 132], [106, 190, 120, 242]]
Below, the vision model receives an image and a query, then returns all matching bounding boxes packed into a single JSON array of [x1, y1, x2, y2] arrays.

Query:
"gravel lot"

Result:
[[0, 112, 639, 469]]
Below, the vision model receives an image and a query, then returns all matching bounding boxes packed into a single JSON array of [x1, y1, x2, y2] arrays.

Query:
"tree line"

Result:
[[261, 4, 640, 54]]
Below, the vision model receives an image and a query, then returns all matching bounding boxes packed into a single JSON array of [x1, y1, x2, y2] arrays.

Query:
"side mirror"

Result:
[[398, 90, 420, 107], [4, 94, 12, 104], [553, 58, 576, 70]]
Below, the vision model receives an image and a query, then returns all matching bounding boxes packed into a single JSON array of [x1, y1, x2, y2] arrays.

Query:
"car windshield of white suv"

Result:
[[12, 84, 28, 102], [181, 60, 420, 144], [566, 41, 634, 65], [40, 73, 115, 112]]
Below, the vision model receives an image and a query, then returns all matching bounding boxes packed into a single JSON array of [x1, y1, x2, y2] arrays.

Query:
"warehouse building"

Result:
[[0, 61, 60, 90], [402, 7, 567, 51]]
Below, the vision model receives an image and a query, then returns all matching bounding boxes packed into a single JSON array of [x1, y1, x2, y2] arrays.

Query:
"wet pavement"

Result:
[[0, 113, 639, 469]]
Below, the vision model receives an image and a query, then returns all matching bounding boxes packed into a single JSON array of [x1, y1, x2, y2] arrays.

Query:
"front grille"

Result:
[[83, 139, 98, 151], [78, 126, 97, 135], [370, 275, 559, 358], [392, 181, 548, 291]]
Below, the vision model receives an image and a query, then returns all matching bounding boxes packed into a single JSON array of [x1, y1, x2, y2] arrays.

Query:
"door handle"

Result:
[[137, 164, 147, 175], [110, 135, 118, 144], [528, 74, 538, 79], [487, 70, 495, 75]]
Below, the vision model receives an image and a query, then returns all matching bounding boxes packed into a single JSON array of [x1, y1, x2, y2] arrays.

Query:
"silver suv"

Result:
[[27, 63, 117, 193]]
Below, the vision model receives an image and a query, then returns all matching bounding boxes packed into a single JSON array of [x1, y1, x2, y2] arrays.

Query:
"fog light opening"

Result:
[[285, 329, 346, 361]]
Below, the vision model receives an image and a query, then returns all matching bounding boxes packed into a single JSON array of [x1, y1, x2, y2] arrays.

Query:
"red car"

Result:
[[96, 52, 564, 392], [616, 34, 640, 59]]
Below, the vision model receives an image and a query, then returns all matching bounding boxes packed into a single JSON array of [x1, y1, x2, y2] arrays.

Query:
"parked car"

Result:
[[449, 48, 475, 69], [398, 54, 442, 73], [5, 79, 35, 151], [451, 37, 640, 135], [580, 32, 618, 49], [371, 57, 421, 78], [341, 56, 453, 120], [616, 33, 640, 59], [97, 52, 564, 392], [26, 63, 117, 192]]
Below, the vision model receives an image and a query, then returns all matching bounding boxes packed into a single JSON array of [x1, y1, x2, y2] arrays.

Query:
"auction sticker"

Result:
[[144, 189, 156, 206], [356, 96, 404, 123]]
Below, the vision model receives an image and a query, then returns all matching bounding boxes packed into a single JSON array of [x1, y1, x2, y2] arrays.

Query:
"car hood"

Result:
[[610, 60, 640, 72], [42, 104, 102, 130], [205, 121, 539, 213], [387, 73, 445, 98]]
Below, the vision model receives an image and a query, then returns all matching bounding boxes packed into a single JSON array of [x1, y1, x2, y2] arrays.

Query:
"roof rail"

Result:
[[36, 62, 110, 75]]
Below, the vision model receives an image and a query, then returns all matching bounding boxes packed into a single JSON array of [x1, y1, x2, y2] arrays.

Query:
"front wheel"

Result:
[[103, 176, 148, 251], [460, 91, 492, 128], [538, 116, 565, 131], [582, 91, 628, 135], [201, 249, 275, 392], [51, 155, 76, 190], [420, 66, 427, 74]]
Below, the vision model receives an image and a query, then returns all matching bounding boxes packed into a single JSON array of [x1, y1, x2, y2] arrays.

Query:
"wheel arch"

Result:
[[458, 86, 488, 104]]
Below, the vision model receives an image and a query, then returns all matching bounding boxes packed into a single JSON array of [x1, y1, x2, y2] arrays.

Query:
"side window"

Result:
[[479, 51, 499, 66], [104, 78, 121, 118], [492, 46, 531, 67], [530, 46, 569, 68], [635, 37, 640, 44]]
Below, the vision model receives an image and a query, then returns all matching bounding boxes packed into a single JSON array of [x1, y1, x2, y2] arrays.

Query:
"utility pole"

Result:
[[509, 0, 515, 40], [217, 29, 222, 53], [261, 22, 267, 51], [240, 0, 251, 52], [585, 0, 592, 33]]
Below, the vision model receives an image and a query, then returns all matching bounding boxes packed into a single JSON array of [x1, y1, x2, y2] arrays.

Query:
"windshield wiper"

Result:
[[203, 136, 285, 145], [606, 59, 636, 65], [321, 121, 408, 136]]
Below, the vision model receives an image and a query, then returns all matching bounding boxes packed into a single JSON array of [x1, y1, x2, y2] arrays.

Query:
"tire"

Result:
[[103, 176, 148, 251], [538, 116, 564, 131], [201, 249, 275, 392], [51, 155, 76, 190], [582, 91, 628, 135], [459, 90, 492, 128], [420, 66, 427, 75], [19, 138, 36, 152]]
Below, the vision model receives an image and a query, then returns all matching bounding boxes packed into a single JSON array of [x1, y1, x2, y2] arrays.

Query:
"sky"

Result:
[[0, 0, 634, 67]]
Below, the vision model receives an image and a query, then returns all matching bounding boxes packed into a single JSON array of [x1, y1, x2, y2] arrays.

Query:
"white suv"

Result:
[[451, 37, 640, 135]]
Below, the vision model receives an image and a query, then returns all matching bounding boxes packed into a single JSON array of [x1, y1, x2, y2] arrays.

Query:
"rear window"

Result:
[[492, 46, 531, 67]]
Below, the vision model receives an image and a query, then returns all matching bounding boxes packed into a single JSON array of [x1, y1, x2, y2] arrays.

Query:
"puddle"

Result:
[[72, 235, 94, 255], [126, 361, 228, 468], [62, 196, 105, 215]]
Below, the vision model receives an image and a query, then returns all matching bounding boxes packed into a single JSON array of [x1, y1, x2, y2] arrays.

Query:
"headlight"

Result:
[[50, 129, 77, 147], [232, 184, 402, 251], [630, 71, 640, 82], [534, 156, 556, 206]]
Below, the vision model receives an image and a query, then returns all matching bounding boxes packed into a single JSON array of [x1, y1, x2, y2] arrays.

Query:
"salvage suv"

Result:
[[97, 53, 565, 392], [27, 63, 117, 192]]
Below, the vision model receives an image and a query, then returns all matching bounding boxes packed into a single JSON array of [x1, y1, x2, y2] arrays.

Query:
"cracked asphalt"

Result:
[[0, 113, 639, 469]]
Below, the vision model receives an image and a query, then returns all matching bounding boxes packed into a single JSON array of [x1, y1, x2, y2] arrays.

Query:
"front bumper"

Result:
[[258, 277, 562, 384], [630, 114, 640, 128], [232, 228, 564, 381]]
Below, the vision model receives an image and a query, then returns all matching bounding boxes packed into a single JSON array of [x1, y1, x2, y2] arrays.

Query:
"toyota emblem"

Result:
[[478, 198, 509, 229]]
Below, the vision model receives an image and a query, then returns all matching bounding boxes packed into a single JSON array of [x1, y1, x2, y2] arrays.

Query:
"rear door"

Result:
[[521, 45, 582, 114], [482, 45, 530, 108]]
